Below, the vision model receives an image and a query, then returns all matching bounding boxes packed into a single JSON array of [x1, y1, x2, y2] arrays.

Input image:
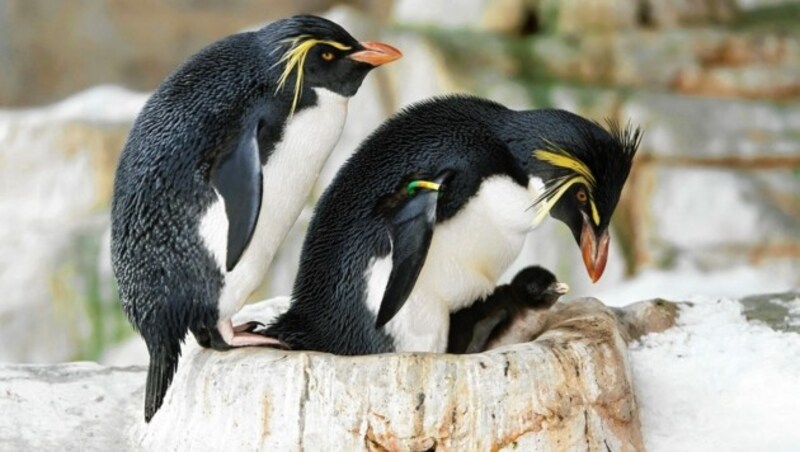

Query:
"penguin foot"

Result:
[[233, 321, 265, 334], [218, 319, 288, 349]]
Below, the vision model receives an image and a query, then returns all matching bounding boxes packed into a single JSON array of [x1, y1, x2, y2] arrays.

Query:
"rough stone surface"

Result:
[[623, 91, 800, 158], [12, 0, 787, 106], [620, 89, 800, 274], [138, 298, 675, 451], [0, 86, 145, 362], [527, 29, 800, 97], [0, 362, 145, 452], [643, 0, 737, 28], [740, 291, 800, 333], [0, 297, 678, 450], [618, 91, 800, 275], [648, 167, 800, 248], [394, 0, 528, 33], [539, 0, 639, 33], [0, 0, 346, 106], [612, 299, 681, 341]]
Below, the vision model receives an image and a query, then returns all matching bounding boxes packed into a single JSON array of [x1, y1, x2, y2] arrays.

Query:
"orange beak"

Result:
[[579, 215, 610, 283], [349, 41, 403, 66]]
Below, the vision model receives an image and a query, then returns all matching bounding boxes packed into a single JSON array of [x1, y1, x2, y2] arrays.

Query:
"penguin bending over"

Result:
[[264, 95, 640, 354], [447, 266, 569, 354], [111, 15, 400, 421]]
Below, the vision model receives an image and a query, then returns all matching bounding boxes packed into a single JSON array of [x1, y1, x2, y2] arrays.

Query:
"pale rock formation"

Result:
[[0, 362, 144, 451], [138, 297, 676, 450]]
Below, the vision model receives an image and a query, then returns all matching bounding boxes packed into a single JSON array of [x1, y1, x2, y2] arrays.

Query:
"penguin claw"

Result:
[[233, 321, 265, 334], [218, 319, 288, 349]]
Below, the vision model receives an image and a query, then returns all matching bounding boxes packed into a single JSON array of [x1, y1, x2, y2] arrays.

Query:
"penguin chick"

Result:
[[111, 15, 401, 422], [264, 95, 639, 355], [447, 266, 569, 354]]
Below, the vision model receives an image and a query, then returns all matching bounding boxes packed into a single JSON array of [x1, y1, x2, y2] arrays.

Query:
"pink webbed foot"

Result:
[[218, 319, 288, 349], [232, 321, 264, 334]]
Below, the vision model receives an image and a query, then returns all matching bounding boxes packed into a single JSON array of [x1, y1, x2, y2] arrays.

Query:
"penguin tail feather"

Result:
[[144, 337, 182, 423]]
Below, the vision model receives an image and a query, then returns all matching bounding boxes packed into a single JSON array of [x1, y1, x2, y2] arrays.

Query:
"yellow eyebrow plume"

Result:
[[531, 144, 602, 226], [533, 149, 596, 188], [274, 36, 352, 115], [589, 199, 600, 225], [532, 175, 591, 226]]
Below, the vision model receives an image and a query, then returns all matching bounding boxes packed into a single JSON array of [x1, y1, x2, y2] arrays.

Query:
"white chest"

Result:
[[364, 176, 542, 353], [201, 88, 348, 320]]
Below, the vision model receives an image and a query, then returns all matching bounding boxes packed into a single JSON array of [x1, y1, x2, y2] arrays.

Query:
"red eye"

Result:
[[576, 190, 588, 204], [321, 51, 335, 61]]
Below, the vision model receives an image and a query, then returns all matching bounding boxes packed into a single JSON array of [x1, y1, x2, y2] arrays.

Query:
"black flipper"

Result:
[[211, 127, 263, 272], [144, 336, 182, 423], [375, 171, 451, 328]]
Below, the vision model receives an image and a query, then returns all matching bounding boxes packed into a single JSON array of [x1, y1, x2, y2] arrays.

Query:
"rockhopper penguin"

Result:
[[264, 95, 640, 354], [447, 265, 569, 354], [110, 15, 401, 422]]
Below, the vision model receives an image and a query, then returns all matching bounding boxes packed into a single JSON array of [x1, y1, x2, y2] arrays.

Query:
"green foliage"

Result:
[[732, 3, 800, 33], [404, 25, 593, 108], [52, 227, 133, 361]]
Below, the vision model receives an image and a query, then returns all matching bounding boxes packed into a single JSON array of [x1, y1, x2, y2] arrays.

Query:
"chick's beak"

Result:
[[547, 282, 570, 296], [349, 41, 403, 66], [580, 214, 610, 283]]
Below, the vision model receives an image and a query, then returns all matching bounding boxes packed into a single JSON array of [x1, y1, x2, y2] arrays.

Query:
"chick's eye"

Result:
[[576, 190, 588, 204], [321, 51, 335, 61]]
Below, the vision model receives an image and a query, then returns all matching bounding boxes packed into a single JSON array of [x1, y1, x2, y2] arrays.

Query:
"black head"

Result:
[[260, 15, 402, 112], [528, 115, 641, 282], [510, 266, 569, 307]]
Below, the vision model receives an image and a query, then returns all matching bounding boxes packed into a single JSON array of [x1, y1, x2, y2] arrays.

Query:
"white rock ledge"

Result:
[[0, 298, 675, 451], [0, 363, 144, 451], [138, 298, 675, 451]]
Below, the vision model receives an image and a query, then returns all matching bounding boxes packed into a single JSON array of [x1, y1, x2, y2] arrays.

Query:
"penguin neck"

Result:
[[487, 109, 563, 173], [254, 86, 348, 260]]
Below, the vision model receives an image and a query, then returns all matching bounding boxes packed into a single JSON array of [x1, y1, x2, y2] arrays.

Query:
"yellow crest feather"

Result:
[[531, 144, 602, 226], [533, 147, 596, 188], [531, 175, 591, 226], [274, 36, 352, 115], [589, 199, 600, 225]]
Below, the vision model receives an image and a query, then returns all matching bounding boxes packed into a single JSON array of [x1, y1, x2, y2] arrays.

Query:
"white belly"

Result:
[[201, 88, 348, 320], [365, 176, 542, 353]]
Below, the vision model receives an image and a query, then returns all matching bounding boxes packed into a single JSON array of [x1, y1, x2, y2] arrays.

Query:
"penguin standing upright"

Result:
[[447, 266, 569, 354], [111, 15, 401, 422], [264, 95, 640, 355]]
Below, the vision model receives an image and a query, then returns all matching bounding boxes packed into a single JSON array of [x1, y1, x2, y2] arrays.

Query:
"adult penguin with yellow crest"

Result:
[[263, 95, 641, 354], [111, 15, 401, 422]]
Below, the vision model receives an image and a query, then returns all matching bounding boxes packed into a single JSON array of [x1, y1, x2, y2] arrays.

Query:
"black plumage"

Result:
[[264, 95, 640, 355], [266, 109, 527, 354], [111, 15, 399, 422], [447, 266, 567, 354]]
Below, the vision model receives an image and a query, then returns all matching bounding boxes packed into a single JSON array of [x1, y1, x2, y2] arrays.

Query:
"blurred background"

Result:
[[0, 0, 798, 365]]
